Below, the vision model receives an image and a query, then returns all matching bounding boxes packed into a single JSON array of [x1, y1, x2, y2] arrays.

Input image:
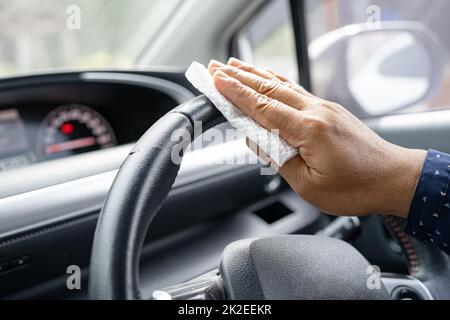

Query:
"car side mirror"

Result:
[[309, 21, 446, 117]]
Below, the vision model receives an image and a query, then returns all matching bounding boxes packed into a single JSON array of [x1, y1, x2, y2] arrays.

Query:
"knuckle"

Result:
[[254, 94, 271, 111], [284, 82, 297, 90], [257, 79, 279, 96], [240, 87, 254, 103], [287, 82, 307, 95], [303, 115, 329, 132], [229, 77, 243, 91], [252, 95, 273, 121], [328, 102, 344, 112]]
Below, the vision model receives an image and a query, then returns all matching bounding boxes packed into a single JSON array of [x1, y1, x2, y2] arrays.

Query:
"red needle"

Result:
[[45, 137, 96, 155]]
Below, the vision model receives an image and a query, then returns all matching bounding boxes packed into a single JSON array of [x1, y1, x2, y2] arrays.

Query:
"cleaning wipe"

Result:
[[185, 61, 298, 167]]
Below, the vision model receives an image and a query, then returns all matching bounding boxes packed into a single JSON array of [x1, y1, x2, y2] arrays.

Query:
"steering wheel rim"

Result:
[[89, 95, 225, 300]]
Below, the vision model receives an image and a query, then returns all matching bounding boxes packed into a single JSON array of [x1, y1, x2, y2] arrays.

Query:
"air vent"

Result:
[[254, 201, 293, 224]]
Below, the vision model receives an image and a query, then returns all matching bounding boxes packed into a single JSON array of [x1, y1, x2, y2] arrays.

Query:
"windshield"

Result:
[[0, 0, 181, 77]]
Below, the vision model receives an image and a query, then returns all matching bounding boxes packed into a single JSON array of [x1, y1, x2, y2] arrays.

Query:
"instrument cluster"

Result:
[[0, 104, 117, 171]]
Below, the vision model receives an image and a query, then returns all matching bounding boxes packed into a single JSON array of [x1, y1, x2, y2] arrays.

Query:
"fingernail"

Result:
[[208, 59, 224, 68], [228, 57, 243, 66], [214, 70, 229, 80], [209, 60, 226, 76], [209, 65, 221, 76]]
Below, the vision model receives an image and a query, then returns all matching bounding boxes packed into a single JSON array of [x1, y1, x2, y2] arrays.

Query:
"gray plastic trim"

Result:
[[367, 109, 450, 153], [0, 139, 260, 238], [80, 72, 195, 104], [3, 107, 450, 251]]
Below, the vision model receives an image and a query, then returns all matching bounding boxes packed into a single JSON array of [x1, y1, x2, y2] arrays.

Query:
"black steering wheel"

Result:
[[88, 96, 450, 300]]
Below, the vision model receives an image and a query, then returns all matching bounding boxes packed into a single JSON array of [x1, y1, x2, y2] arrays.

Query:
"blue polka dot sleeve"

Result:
[[405, 150, 450, 254]]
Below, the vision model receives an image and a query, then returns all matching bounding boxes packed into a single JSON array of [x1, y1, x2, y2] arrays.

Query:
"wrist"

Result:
[[388, 148, 427, 219]]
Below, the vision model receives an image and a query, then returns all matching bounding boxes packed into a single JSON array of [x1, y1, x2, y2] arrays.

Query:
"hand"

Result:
[[208, 58, 427, 218]]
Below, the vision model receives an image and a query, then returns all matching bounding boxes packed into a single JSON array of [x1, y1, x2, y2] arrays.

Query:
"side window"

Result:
[[235, 0, 299, 82], [305, 0, 450, 118], [239, 0, 450, 118]]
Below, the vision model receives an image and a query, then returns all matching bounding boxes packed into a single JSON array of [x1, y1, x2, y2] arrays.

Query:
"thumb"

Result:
[[278, 155, 308, 193], [246, 138, 308, 190], [245, 137, 279, 172]]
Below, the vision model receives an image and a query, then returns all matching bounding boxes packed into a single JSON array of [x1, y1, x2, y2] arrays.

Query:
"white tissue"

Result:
[[185, 61, 298, 167]]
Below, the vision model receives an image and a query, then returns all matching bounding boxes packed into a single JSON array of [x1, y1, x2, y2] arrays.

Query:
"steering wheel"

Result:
[[88, 96, 448, 300]]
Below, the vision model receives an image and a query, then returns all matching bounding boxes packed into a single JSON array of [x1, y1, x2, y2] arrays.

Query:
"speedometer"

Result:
[[38, 104, 117, 160]]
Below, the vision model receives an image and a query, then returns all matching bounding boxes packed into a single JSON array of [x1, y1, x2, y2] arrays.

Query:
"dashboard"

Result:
[[0, 71, 194, 172], [0, 69, 295, 298], [0, 70, 427, 300]]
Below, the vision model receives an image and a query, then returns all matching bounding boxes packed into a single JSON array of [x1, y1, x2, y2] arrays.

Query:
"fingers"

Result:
[[218, 67, 307, 109], [210, 59, 281, 84], [278, 155, 308, 194], [246, 137, 307, 179], [264, 67, 316, 98], [213, 70, 302, 146], [228, 58, 316, 99], [246, 137, 307, 190], [262, 67, 290, 82], [278, 155, 306, 181], [228, 58, 279, 81], [208, 59, 226, 74], [209, 60, 313, 111]]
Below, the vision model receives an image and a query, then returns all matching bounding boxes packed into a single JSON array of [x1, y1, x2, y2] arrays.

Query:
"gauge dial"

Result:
[[38, 104, 117, 160]]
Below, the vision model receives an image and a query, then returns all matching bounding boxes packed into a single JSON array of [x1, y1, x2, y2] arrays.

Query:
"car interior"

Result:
[[1, 0, 450, 300]]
